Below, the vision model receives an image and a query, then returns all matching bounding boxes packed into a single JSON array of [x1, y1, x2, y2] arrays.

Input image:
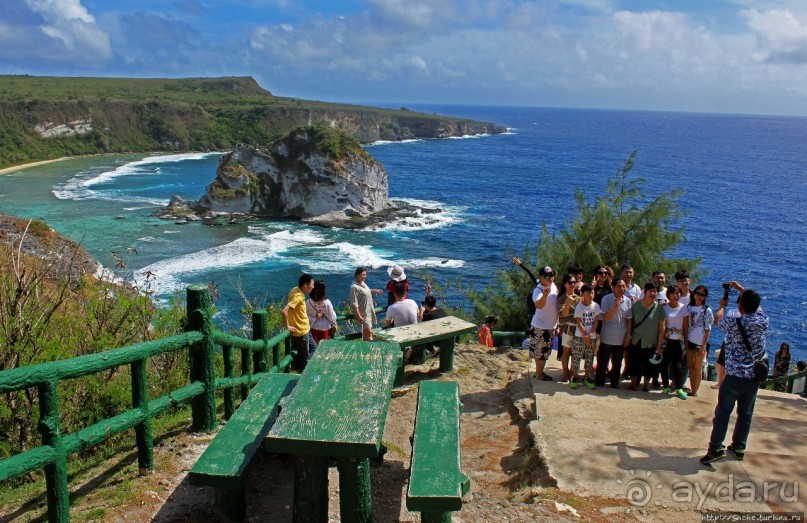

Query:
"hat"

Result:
[[387, 265, 407, 282], [648, 352, 663, 365], [538, 266, 556, 278]]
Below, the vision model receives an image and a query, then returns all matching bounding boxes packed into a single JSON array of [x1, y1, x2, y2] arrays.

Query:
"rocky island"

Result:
[[167, 126, 439, 229]]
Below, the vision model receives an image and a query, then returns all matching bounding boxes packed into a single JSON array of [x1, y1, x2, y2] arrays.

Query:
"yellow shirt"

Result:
[[286, 287, 310, 336]]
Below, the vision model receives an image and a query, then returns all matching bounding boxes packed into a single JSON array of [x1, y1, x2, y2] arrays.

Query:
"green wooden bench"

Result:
[[188, 373, 299, 521], [407, 380, 470, 522]]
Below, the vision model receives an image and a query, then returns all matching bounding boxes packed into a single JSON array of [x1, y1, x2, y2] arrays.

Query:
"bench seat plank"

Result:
[[265, 340, 401, 459], [407, 380, 470, 513], [189, 373, 299, 489]]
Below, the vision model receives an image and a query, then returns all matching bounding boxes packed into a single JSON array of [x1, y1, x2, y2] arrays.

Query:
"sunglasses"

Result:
[[694, 292, 706, 297], [567, 280, 577, 285]]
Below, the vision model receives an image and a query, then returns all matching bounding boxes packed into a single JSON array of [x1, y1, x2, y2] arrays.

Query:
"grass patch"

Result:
[[382, 440, 407, 458], [0, 404, 194, 522]]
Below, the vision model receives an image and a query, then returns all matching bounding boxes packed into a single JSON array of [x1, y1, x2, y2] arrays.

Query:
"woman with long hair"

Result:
[[773, 342, 791, 392], [306, 279, 338, 343], [662, 284, 689, 399], [686, 285, 713, 397], [556, 273, 580, 382]]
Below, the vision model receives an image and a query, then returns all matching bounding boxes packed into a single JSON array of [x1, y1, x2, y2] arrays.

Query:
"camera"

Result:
[[722, 282, 731, 302]]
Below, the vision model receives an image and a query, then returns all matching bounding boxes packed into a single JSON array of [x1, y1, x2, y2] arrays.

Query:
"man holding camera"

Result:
[[700, 281, 768, 464]]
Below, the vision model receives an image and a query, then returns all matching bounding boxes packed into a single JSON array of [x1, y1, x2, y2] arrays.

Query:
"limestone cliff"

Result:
[[197, 127, 395, 226]]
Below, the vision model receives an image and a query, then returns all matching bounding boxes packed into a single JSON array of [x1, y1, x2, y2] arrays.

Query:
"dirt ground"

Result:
[[3, 343, 634, 522]]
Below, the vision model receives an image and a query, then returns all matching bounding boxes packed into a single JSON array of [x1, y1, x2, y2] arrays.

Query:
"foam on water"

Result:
[[364, 198, 465, 232], [53, 152, 217, 202], [136, 227, 330, 294], [286, 241, 464, 274], [365, 139, 423, 147]]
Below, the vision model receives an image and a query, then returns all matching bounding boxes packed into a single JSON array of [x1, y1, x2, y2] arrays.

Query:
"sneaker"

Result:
[[541, 373, 553, 381], [675, 389, 688, 400], [426, 349, 439, 359], [727, 445, 745, 461], [569, 380, 578, 389], [682, 387, 692, 394], [699, 448, 726, 464], [661, 387, 670, 394], [584, 380, 596, 390]]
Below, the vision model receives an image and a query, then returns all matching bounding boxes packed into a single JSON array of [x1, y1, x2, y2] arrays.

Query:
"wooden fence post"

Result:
[[187, 285, 217, 432], [222, 344, 235, 421], [131, 358, 154, 473], [253, 310, 269, 373], [38, 380, 69, 523]]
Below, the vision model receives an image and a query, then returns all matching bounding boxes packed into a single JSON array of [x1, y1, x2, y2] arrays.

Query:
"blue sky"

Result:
[[2, 0, 807, 116]]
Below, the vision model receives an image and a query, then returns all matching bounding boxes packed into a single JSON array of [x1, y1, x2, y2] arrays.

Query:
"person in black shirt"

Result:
[[420, 295, 447, 321]]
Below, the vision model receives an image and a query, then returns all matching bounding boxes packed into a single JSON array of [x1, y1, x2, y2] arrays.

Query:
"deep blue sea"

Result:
[[0, 106, 805, 365]]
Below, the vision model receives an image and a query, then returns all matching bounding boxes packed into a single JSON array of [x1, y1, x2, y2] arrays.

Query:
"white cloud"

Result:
[[0, 0, 111, 66], [742, 8, 807, 63]]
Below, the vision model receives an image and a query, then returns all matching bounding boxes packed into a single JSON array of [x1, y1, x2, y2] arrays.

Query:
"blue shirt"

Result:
[[717, 310, 768, 379]]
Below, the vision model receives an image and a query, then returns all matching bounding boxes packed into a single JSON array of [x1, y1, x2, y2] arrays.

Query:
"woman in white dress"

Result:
[[306, 280, 338, 343]]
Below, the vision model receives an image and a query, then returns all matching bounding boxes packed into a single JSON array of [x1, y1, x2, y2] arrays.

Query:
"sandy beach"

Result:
[[0, 156, 76, 175]]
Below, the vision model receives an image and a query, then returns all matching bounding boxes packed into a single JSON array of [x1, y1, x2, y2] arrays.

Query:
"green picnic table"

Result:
[[373, 315, 477, 382], [264, 339, 402, 523]]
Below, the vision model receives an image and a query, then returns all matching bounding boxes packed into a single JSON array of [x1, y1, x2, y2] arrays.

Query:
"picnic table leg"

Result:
[[337, 457, 372, 523], [293, 455, 328, 523], [214, 487, 246, 522], [410, 344, 426, 365], [394, 350, 405, 386], [422, 511, 452, 523], [438, 338, 455, 372]]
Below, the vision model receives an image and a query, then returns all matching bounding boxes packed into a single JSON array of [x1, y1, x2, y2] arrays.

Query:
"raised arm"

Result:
[[512, 255, 539, 285]]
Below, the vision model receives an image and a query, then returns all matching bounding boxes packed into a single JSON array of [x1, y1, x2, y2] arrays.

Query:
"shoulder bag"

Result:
[[631, 302, 657, 334], [736, 317, 769, 384]]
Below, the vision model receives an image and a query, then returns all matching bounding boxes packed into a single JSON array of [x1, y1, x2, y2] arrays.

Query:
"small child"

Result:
[[478, 315, 498, 349], [570, 284, 602, 390]]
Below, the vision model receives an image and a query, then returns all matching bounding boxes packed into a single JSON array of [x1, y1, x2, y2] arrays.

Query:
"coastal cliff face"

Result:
[[0, 76, 506, 168], [198, 127, 393, 224]]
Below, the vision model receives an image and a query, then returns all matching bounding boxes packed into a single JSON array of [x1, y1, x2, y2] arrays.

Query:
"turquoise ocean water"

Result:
[[0, 106, 805, 365]]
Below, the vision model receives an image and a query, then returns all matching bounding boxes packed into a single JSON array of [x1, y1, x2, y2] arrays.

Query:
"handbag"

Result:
[[736, 318, 769, 384]]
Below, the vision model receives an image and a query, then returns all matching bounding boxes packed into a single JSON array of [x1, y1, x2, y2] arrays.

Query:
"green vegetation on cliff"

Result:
[[0, 75, 503, 168]]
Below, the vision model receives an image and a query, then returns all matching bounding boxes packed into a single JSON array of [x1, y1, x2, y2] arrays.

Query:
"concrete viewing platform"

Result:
[[528, 358, 806, 519]]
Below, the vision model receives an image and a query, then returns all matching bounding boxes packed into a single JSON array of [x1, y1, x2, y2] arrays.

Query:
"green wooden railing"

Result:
[[0, 285, 297, 522]]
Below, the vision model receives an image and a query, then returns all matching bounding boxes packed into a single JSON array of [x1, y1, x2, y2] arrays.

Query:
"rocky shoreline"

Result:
[[156, 195, 445, 230]]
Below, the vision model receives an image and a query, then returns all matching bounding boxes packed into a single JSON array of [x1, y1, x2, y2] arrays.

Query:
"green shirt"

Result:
[[631, 300, 666, 349]]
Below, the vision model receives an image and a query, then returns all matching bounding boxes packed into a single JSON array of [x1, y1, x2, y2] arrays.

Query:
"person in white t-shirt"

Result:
[[661, 284, 690, 399], [529, 266, 559, 381], [686, 285, 714, 397], [674, 269, 692, 307], [569, 284, 602, 390], [384, 282, 419, 328], [621, 264, 642, 303]]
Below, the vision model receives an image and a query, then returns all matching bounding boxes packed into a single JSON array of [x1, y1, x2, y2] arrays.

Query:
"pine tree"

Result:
[[467, 150, 700, 330]]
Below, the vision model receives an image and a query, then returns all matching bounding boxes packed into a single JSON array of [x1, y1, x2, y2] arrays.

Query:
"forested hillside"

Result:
[[0, 76, 504, 168]]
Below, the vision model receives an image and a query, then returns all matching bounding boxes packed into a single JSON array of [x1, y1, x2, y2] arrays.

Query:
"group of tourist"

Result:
[[514, 258, 768, 401], [281, 264, 445, 371], [512, 257, 777, 464]]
